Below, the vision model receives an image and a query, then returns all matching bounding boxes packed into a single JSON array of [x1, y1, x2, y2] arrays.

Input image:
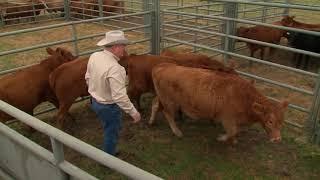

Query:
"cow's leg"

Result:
[[162, 108, 183, 138], [149, 96, 160, 125], [217, 119, 238, 144], [260, 48, 265, 60], [127, 86, 142, 110], [56, 102, 73, 129]]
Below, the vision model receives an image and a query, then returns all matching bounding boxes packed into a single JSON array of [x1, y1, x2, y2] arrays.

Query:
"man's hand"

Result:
[[131, 111, 141, 123]]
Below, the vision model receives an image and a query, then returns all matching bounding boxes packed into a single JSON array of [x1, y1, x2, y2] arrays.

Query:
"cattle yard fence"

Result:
[[1, 0, 320, 179]]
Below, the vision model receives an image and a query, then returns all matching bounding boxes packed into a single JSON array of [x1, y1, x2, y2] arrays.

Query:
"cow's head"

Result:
[[252, 100, 288, 142], [236, 26, 250, 42], [280, 15, 295, 27], [46, 47, 77, 63]]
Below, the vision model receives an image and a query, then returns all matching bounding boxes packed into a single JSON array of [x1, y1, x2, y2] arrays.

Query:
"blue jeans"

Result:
[[91, 98, 122, 155]]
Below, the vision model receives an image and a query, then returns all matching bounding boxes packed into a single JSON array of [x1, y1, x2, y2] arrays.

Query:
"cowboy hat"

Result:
[[97, 30, 130, 47]]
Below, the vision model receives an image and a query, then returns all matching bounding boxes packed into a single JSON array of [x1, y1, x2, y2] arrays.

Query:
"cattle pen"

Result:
[[1, 0, 320, 179]]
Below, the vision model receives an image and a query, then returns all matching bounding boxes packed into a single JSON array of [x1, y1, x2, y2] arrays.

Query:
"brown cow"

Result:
[[70, 0, 123, 18], [49, 57, 89, 128], [0, 47, 76, 123], [281, 16, 320, 31], [127, 52, 236, 109], [236, 23, 287, 61], [48, 52, 234, 127], [0, 1, 45, 24], [150, 63, 288, 143]]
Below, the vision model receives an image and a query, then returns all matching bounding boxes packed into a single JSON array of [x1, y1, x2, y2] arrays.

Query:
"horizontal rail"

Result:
[[0, 122, 98, 180], [0, 11, 151, 38], [0, 100, 163, 180], [0, 24, 149, 57], [162, 10, 320, 36], [162, 23, 319, 77], [163, 37, 315, 96]]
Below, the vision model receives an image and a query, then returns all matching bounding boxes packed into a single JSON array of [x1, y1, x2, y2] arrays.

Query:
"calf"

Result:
[[286, 31, 320, 70], [236, 24, 286, 61], [0, 47, 76, 123], [150, 63, 288, 143]]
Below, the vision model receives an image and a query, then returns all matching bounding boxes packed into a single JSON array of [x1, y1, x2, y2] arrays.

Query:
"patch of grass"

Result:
[[0, 43, 16, 71]]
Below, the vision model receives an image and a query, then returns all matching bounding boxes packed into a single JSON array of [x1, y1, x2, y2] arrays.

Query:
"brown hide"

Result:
[[281, 16, 320, 31], [150, 63, 288, 142], [0, 47, 76, 123], [1, 1, 44, 21], [236, 24, 286, 60], [70, 0, 123, 18], [49, 57, 89, 127], [127, 52, 236, 109], [48, 53, 127, 127]]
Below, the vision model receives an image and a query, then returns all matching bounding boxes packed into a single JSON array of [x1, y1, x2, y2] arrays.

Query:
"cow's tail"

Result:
[[48, 72, 57, 92]]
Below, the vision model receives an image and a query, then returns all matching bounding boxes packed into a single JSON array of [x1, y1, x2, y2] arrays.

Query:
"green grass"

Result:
[[12, 100, 320, 180]]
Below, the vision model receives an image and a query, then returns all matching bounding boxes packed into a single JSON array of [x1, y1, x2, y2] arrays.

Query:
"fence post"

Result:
[[64, 0, 70, 21], [70, 24, 79, 56], [283, 0, 290, 16], [262, 0, 270, 23], [0, 12, 4, 27], [222, 2, 238, 63], [309, 70, 320, 145], [151, 0, 160, 55], [50, 138, 68, 180], [98, 0, 103, 18], [193, 6, 199, 53], [143, 0, 151, 37]]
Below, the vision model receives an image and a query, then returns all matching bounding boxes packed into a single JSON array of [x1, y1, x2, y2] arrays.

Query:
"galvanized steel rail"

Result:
[[0, 100, 163, 180]]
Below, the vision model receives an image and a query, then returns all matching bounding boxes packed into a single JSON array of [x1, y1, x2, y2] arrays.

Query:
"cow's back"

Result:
[[152, 63, 253, 121], [49, 57, 89, 102]]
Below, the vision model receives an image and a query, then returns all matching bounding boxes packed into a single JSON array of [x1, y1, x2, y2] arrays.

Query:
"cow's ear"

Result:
[[252, 102, 265, 115], [280, 100, 289, 109], [249, 79, 256, 85], [46, 47, 54, 55]]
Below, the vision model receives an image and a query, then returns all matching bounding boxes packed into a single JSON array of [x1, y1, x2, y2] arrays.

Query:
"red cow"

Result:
[[236, 23, 286, 61], [0, 47, 76, 123], [150, 63, 288, 143]]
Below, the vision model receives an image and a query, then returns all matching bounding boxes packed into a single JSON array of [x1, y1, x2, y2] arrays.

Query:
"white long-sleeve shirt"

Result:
[[85, 50, 138, 116]]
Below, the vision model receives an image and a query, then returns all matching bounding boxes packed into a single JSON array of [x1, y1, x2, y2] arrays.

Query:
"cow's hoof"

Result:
[[217, 134, 228, 142], [174, 131, 183, 138]]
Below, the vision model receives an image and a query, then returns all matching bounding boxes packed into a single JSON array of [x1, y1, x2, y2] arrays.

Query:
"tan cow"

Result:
[[127, 52, 236, 109], [150, 63, 288, 143], [0, 47, 76, 123]]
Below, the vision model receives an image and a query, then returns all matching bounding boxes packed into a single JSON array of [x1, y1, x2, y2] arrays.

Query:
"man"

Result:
[[85, 30, 141, 156]]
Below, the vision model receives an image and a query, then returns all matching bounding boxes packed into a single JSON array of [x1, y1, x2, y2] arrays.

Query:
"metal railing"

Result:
[[0, 100, 163, 180]]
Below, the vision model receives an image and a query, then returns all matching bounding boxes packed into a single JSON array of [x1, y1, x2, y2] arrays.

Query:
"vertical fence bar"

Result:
[[70, 24, 79, 56], [64, 0, 70, 21], [151, 0, 160, 55], [98, 0, 103, 18], [193, 6, 199, 53], [143, 0, 151, 37], [50, 138, 68, 180], [222, 2, 238, 62], [262, 0, 269, 23], [283, 0, 290, 16], [0, 11, 5, 27], [31, 0, 37, 22], [310, 70, 320, 145]]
